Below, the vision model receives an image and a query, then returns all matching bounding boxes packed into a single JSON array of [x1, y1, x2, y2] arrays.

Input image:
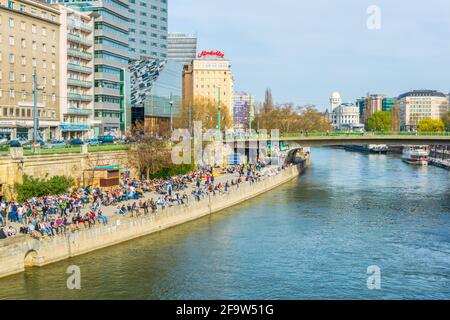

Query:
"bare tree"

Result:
[[128, 122, 171, 179]]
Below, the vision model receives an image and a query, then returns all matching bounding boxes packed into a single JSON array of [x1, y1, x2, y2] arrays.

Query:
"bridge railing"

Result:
[[279, 131, 450, 138]]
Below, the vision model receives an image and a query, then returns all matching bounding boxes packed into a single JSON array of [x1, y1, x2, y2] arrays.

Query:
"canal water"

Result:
[[0, 148, 449, 300]]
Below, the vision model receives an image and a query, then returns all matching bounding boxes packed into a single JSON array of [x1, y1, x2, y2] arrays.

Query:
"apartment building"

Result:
[[56, 4, 95, 140], [0, 0, 60, 140]]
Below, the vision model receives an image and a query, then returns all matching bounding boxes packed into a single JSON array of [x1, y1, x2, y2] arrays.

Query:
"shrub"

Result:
[[14, 175, 75, 203], [149, 164, 196, 179]]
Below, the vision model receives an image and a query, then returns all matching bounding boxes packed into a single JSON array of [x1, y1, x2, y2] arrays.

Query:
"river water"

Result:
[[0, 147, 449, 300]]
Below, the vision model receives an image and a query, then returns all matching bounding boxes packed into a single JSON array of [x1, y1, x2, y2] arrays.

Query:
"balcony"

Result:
[[67, 20, 92, 33], [66, 108, 93, 116], [67, 48, 92, 61], [67, 63, 93, 75], [67, 78, 93, 88], [67, 33, 93, 47], [68, 93, 93, 102]]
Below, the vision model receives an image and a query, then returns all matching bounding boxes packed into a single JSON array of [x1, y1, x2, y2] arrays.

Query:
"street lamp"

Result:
[[169, 92, 174, 133], [33, 69, 45, 144], [217, 85, 221, 133]]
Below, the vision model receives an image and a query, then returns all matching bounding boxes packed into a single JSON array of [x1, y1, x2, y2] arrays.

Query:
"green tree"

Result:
[[417, 118, 445, 132], [367, 111, 392, 132], [442, 111, 450, 131]]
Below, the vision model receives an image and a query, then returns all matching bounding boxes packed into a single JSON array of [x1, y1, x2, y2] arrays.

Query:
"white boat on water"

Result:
[[402, 146, 429, 165], [368, 144, 388, 153]]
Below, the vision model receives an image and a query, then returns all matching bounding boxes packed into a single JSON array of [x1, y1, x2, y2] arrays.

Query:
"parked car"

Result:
[[87, 138, 102, 145], [98, 135, 116, 144], [8, 140, 22, 147], [70, 138, 84, 145], [0, 138, 8, 146], [47, 140, 67, 148]]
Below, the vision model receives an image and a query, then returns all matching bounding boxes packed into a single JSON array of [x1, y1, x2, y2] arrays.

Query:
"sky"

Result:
[[169, 0, 450, 111]]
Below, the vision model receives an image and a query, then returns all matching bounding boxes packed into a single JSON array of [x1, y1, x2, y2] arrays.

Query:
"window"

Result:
[[31, 24, 36, 33], [21, 73, 26, 82], [9, 36, 14, 45], [9, 72, 14, 81], [9, 18, 14, 28]]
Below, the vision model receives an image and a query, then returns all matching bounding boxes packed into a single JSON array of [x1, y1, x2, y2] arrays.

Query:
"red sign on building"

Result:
[[197, 50, 225, 59]]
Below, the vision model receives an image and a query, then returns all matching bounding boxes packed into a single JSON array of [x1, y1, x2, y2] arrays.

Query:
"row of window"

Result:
[[3, 35, 56, 54], [0, 71, 56, 86], [94, 111, 120, 118], [1, 1, 57, 22], [0, 89, 57, 102], [0, 54, 56, 70], [0, 107, 57, 119], [0, 16, 57, 39]]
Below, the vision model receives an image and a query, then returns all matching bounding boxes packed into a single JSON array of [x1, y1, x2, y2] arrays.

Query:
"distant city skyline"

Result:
[[170, 0, 450, 110]]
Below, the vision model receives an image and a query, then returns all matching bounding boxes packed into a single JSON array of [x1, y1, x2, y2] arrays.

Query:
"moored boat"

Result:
[[402, 146, 429, 165]]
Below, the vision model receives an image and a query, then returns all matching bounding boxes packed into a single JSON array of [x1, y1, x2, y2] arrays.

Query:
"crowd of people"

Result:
[[0, 162, 289, 240]]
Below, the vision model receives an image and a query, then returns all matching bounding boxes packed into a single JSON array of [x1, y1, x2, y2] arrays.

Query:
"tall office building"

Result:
[[168, 32, 197, 66], [0, 0, 61, 141], [49, 0, 130, 136], [356, 93, 384, 124], [128, 0, 168, 59]]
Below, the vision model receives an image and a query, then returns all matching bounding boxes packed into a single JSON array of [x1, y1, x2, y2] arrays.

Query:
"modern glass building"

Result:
[[356, 98, 366, 124], [128, 0, 168, 60], [168, 32, 197, 66], [129, 58, 182, 131], [382, 97, 396, 112], [48, 0, 130, 136]]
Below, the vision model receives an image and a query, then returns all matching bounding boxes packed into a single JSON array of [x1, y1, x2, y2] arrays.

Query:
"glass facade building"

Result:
[[168, 32, 197, 66], [382, 97, 396, 112], [129, 59, 182, 128], [128, 0, 168, 59]]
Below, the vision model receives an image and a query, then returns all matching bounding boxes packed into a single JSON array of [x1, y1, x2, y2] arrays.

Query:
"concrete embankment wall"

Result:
[[0, 151, 131, 199], [0, 164, 304, 279]]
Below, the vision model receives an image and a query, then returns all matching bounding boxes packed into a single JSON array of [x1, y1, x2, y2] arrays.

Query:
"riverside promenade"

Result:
[[0, 161, 308, 279]]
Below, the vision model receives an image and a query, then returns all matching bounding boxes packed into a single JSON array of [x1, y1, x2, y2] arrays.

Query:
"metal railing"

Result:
[[67, 63, 93, 74], [66, 108, 93, 115], [67, 48, 93, 60], [67, 78, 93, 88], [67, 33, 93, 47], [279, 131, 450, 138]]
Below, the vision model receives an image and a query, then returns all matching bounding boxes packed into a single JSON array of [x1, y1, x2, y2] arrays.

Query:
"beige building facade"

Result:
[[399, 90, 449, 131], [183, 52, 234, 122], [0, 0, 60, 141]]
